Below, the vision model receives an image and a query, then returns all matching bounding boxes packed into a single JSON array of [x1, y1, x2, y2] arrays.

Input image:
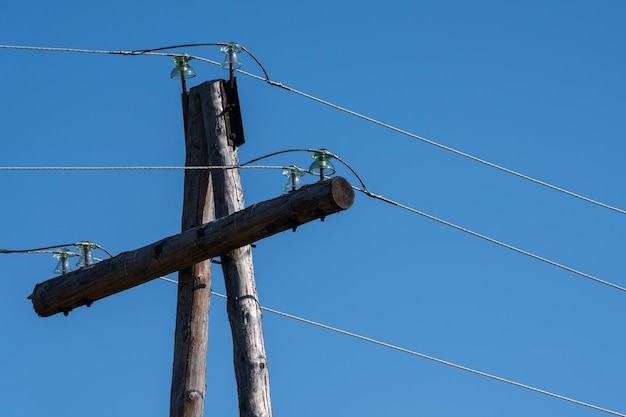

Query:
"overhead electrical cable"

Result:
[[247, 149, 626, 294], [243, 294, 626, 417], [246, 73, 626, 216], [1, 43, 623, 215], [356, 186, 626, 293], [146, 285, 626, 417], [2, 145, 623, 294], [0, 243, 77, 253], [3, 43, 624, 416], [0, 165, 287, 171], [0, 44, 182, 58], [1, 242, 113, 257]]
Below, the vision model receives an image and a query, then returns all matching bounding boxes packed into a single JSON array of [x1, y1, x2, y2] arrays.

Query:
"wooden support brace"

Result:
[[29, 177, 354, 317]]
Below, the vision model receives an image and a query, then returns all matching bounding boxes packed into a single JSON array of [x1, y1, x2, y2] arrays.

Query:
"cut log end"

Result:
[[330, 176, 355, 210]]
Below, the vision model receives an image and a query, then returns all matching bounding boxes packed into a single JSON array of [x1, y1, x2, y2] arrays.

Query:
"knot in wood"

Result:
[[186, 389, 204, 402]]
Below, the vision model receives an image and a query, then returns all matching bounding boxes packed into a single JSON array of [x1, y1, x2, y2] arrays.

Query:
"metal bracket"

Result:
[[222, 78, 245, 147]]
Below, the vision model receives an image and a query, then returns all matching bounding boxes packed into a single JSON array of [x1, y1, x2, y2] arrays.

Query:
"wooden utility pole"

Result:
[[201, 79, 272, 416], [28, 78, 356, 417], [170, 89, 214, 417]]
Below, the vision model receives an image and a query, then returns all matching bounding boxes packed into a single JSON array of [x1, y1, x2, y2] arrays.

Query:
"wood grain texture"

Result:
[[204, 79, 272, 417], [170, 90, 214, 417]]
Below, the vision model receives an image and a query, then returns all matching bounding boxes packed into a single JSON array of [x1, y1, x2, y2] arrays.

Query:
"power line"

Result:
[[0, 44, 179, 58], [1, 43, 624, 216], [0, 149, 362, 184], [246, 73, 626, 217], [0, 165, 287, 171], [0, 241, 113, 257], [243, 141, 626, 295], [0, 43, 272, 82], [4, 145, 624, 294], [0, 243, 76, 253], [355, 186, 626, 294], [19, 144, 618, 295], [188, 288, 623, 417], [5, 43, 623, 416]]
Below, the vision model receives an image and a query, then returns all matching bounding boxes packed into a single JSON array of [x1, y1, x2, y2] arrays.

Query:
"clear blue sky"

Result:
[[1, 1, 625, 416]]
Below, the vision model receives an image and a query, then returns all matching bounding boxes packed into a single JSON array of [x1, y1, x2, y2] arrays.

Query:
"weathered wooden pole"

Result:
[[28, 176, 354, 317], [26, 75, 357, 417], [170, 90, 214, 417], [201, 78, 272, 417]]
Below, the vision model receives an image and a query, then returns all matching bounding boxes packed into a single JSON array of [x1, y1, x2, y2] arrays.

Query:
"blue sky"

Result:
[[1, 1, 625, 416]]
